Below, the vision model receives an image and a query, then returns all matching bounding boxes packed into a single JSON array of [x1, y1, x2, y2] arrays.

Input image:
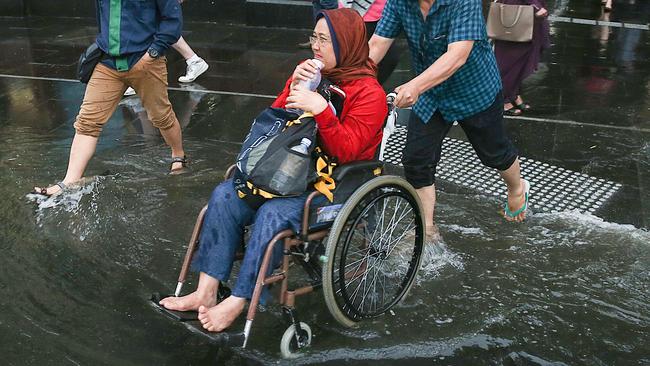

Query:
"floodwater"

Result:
[[1, 1, 650, 365]]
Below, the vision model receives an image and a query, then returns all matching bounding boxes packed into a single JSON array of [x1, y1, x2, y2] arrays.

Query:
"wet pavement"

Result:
[[1, 1, 649, 365]]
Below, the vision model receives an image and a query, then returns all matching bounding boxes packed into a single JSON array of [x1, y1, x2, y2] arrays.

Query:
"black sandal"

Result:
[[33, 181, 66, 197], [504, 106, 523, 116], [515, 102, 531, 111], [170, 156, 189, 174]]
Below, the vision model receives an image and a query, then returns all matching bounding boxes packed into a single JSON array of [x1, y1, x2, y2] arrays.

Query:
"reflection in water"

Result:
[[592, 6, 643, 74], [594, 10, 612, 47], [615, 27, 642, 72], [119, 83, 206, 136]]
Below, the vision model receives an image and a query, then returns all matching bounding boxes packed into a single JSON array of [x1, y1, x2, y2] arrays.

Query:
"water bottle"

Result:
[[290, 138, 312, 154], [299, 59, 323, 91], [269, 138, 312, 194], [287, 59, 324, 115]]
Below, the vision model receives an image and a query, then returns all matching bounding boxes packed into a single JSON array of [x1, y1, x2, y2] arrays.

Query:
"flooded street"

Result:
[[1, 0, 649, 365]]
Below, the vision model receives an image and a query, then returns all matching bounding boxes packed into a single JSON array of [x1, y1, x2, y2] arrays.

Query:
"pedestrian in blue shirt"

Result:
[[34, 0, 187, 197], [369, 0, 530, 237]]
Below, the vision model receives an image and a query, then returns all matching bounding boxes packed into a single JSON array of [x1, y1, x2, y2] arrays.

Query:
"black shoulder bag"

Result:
[[77, 42, 105, 84]]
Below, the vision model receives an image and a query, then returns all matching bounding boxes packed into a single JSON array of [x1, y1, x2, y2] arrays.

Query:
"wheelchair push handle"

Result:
[[386, 92, 397, 110], [379, 92, 399, 161]]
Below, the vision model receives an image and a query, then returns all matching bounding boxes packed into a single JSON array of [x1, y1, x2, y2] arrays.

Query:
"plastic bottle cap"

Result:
[[300, 138, 312, 147], [312, 59, 324, 70]]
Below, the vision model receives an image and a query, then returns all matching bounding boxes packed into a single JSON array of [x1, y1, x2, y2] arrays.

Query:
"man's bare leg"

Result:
[[415, 184, 441, 242], [499, 157, 527, 222], [197, 296, 247, 332], [159, 272, 219, 311], [171, 36, 196, 60], [159, 120, 186, 171], [33, 133, 98, 195], [173, 36, 208, 83]]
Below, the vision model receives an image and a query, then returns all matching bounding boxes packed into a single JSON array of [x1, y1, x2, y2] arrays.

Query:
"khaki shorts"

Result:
[[73, 56, 178, 138]]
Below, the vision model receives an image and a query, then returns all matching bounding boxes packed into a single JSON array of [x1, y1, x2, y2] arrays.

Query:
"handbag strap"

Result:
[[500, 4, 525, 28]]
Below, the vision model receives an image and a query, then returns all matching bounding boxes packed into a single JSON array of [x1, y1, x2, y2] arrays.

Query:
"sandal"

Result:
[[504, 105, 523, 116], [515, 102, 531, 111], [33, 181, 67, 197], [170, 155, 189, 174], [503, 179, 530, 220]]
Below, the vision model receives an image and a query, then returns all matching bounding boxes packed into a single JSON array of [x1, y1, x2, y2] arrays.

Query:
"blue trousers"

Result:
[[192, 180, 322, 304]]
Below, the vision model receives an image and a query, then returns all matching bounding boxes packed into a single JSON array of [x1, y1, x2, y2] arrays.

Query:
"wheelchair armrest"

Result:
[[225, 164, 237, 181], [332, 160, 384, 181]]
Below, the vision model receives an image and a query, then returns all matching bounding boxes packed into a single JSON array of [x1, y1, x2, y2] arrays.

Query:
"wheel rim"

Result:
[[280, 322, 312, 359], [330, 184, 423, 320]]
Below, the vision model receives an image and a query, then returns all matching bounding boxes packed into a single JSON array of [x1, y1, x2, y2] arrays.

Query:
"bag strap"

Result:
[[245, 181, 278, 199], [316, 78, 345, 117], [313, 147, 337, 202], [500, 4, 525, 28]]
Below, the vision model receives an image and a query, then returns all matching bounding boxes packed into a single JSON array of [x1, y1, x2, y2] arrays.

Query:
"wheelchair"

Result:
[[152, 94, 425, 358]]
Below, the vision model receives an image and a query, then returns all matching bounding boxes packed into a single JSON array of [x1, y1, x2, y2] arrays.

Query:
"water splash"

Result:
[[26, 176, 108, 241], [417, 241, 465, 280], [440, 224, 485, 236], [534, 209, 650, 244], [28, 181, 95, 211]]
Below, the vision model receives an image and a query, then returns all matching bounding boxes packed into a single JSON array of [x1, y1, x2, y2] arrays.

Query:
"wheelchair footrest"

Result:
[[150, 285, 232, 322], [182, 321, 246, 347]]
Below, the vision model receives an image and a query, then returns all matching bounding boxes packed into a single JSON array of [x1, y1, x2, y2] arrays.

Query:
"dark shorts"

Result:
[[402, 91, 518, 189]]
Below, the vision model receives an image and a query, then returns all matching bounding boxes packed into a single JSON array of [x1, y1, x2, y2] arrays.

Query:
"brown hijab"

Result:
[[316, 8, 378, 84]]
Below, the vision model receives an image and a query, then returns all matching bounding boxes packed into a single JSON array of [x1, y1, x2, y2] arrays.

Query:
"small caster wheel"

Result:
[[280, 322, 312, 359]]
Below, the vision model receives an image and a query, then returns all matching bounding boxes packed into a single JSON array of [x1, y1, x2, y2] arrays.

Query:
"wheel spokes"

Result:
[[333, 188, 422, 319]]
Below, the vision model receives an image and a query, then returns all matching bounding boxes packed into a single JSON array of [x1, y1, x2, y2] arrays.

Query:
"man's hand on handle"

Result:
[[394, 80, 422, 108]]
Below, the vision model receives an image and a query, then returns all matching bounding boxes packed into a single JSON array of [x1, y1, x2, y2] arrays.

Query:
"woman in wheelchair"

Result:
[[159, 8, 388, 333]]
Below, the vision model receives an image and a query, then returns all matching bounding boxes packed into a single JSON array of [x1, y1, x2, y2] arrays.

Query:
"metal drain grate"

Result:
[[381, 127, 622, 214]]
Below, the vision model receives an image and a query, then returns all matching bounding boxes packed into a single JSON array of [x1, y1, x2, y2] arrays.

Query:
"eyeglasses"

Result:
[[309, 35, 332, 46]]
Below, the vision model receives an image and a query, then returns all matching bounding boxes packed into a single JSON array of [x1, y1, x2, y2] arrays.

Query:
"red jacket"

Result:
[[271, 76, 387, 164]]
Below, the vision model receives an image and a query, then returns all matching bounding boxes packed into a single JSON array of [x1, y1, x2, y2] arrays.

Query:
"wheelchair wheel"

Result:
[[322, 175, 425, 327], [280, 322, 312, 359]]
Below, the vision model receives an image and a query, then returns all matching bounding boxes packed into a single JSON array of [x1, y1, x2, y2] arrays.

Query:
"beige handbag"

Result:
[[487, 2, 535, 42]]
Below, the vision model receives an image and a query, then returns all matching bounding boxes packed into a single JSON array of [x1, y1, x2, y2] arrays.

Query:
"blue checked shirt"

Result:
[[376, 0, 502, 123]]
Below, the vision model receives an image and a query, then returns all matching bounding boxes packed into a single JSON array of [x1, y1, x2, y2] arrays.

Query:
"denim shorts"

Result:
[[402, 91, 518, 188]]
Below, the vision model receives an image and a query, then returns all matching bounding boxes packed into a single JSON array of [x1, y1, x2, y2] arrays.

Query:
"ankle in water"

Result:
[[425, 224, 442, 244]]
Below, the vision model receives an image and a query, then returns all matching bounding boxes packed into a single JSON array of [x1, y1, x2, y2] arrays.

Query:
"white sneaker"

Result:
[[178, 58, 209, 83], [124, 87, 136, 96]]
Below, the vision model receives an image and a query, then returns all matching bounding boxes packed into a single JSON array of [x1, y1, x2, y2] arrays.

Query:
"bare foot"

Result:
[[159, 290, 216, 312], [503, 179, 528, 222], [33, 185, 62, 196], [197, 296, 246, 332], [169, 156, 188, 175], [504, 102, 522, 116], [171, 161, 184, 172], [33, 180, 71, 197]]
